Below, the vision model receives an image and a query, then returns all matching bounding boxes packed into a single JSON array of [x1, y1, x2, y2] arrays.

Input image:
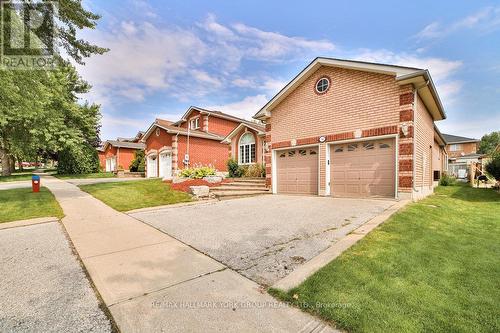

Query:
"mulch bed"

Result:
[[166, 178, 233, 193]]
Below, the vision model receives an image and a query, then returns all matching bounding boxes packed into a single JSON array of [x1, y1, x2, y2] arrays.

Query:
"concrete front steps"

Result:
[[211, 178, 270, 200]]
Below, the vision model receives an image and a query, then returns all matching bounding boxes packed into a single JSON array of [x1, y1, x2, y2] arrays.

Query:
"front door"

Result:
[[159, 152, 172, 179], [147, 155, 158, 178]]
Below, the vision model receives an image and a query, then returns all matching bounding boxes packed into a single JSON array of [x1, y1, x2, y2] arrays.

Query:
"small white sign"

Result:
[[354, 129, 362, 138], [291, 139, 297, 146]]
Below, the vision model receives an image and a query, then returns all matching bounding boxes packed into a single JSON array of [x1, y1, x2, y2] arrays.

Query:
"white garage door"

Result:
[[276, 147, 318, 195], [330, 138, 395, 198]]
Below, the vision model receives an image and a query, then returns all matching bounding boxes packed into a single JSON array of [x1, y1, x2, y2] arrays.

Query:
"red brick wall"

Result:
[[145, 127, 172, 151], [446, 142, 478, 157], [179, 110, 240, 137], [207, 116, 240, 137], [177, 135, 230, 171], [104, 145, 117, 158], [98, 151, 106, 170], [117, 148, 137, 170]]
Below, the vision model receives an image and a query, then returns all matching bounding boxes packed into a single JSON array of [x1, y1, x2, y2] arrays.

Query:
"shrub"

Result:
[[57, 143, 99, 174], [244, 163, 265, 178], [485, 152, 500, 181], [179, 165, 216, 179], [439, 173, 456, 186], [129, 150, 145, 172], [227, 158, 241, 177]]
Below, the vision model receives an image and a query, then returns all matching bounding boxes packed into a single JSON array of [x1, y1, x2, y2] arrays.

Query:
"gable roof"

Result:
[[221, 122, 266, 144], [253, 57, 446, 121], [141, 118, 225, 142], [173, 106, 259, 128], [104, 140, 145, 150], [442, 133, 479, 144]]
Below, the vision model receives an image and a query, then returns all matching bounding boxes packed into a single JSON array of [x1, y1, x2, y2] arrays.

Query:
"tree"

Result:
[[478, 131, 500, 155], [485, 152, 500, 182], [0, 0, 106, 175], [129, 150, 145, 172]]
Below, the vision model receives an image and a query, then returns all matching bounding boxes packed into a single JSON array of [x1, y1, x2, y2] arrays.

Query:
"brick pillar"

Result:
[[264, 123, 272, 188], [172, 135, 178, 172], [202, 115, 209, 132], [398, 86, 415, 195]]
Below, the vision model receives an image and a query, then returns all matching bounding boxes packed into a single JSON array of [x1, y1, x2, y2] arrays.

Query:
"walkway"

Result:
[[43, 176, 336, 332]]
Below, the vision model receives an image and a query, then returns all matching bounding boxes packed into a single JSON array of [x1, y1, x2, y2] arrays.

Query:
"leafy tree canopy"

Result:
[[478, 131, 500, 155]]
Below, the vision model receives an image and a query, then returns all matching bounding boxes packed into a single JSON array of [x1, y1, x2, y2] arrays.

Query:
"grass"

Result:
[[270, 184, 500, 333], [55, 172, 116, 180], [0, 174, 35, 182], [79, 179, 192, 212], [0, 187, 64, 223]]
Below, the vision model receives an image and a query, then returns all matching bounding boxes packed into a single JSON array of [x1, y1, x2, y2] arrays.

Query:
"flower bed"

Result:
[[167, 178, 232, 193]]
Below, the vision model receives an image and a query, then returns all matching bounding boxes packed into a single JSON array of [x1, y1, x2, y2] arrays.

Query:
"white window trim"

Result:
[[315, 77, 330, 93], [238, 132, 256, 165], [189, 117, 200, 130], [449, 144, 461, 152]]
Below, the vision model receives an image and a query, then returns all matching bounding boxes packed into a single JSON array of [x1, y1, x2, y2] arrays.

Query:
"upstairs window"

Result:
[[189, 117, 200, 130], [315, 77, 330, 94], [450, 144, 461, 151], [239, 133, 256, 164]]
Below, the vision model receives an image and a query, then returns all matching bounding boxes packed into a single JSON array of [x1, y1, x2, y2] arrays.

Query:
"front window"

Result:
[[189, 117, 200, 130], [239, 133, 256, 164], [450, 144, 461, 152]]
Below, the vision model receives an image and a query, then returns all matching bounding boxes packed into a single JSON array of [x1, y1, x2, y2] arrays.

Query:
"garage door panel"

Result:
[[277, 147, 318, 195], [331, 139, 395, 198]]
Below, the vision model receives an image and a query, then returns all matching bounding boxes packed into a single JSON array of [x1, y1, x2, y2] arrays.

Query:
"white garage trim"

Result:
[[272, 143, 320, 195], [326, 134, 398, 199]]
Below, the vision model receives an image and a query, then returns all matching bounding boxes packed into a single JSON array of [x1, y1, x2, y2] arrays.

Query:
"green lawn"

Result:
[[270, 184, 500, 333], [79, 179, 192, 211], [55, 172, 116, 180], [0, 174, 34, 182], [0, 187, 64, 223]]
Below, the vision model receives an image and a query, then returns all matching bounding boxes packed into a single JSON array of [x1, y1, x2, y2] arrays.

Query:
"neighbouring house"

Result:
[[141, 106, 265, 179], [97, 146, 105, 169], [99, 131, 146, 172], [253, 57, 448, 200], [442, 133, 481, 179], [221, 122, 266, 166]]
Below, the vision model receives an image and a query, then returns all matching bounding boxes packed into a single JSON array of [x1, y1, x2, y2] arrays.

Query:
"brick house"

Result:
[[442, 133, 481, 178], [254, 57, 448, 200], [99, 131, 145, 172], [101, 140, 145, 172], [142, 106, 264, 178]]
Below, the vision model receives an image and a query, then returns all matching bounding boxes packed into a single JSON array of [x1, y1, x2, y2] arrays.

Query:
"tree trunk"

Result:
[[0, 147, 12, 176]]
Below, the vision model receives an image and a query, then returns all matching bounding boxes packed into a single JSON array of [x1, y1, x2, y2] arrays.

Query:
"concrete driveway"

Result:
[[131, 195, 395, 285]]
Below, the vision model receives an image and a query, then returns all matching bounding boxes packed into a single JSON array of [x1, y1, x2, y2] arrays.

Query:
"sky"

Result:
[[77, 0, 500, 141]]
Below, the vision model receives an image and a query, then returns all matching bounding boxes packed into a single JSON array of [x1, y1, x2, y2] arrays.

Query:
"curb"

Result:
[[0, 216, 59, 230], [272, 200, 410, 291]]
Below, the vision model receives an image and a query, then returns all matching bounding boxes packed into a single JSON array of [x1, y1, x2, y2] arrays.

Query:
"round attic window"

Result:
[[315, 77, 330, 94]]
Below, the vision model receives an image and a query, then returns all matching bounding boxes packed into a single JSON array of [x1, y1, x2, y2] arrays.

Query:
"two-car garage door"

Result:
[[275, 138, 395, 198]]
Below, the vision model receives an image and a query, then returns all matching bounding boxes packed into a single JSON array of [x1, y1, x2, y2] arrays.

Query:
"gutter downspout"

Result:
[[413, 80, 431, 194]]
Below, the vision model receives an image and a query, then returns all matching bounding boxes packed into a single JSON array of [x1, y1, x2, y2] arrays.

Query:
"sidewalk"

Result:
[[43, 176, 337, 332]]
